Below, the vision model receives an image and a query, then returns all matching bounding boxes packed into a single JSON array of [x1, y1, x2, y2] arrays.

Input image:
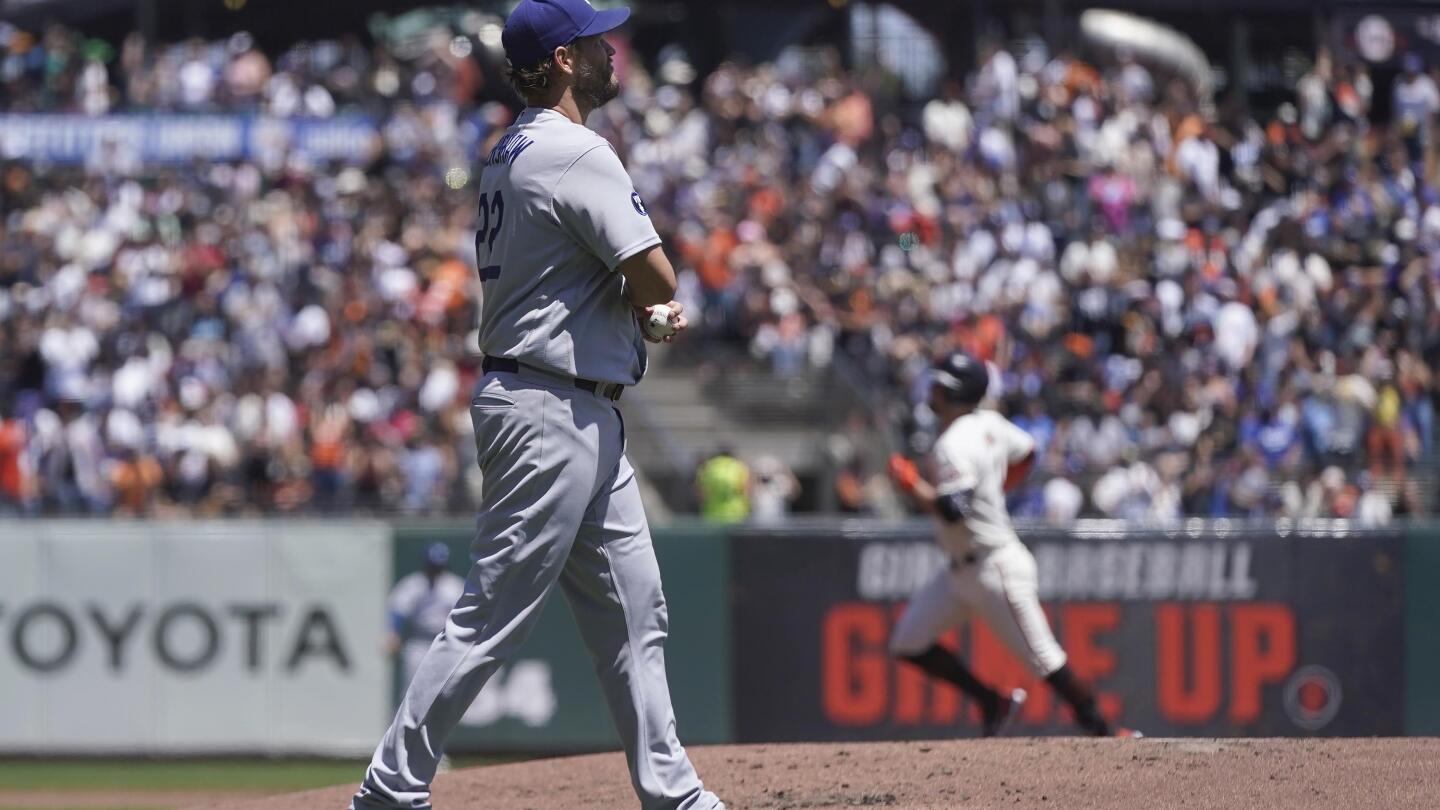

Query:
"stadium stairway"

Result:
[[624, 346, 847, 515]]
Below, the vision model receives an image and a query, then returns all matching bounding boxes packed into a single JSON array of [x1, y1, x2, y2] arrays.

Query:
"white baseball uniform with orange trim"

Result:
[[889, 409, 1067, 678]]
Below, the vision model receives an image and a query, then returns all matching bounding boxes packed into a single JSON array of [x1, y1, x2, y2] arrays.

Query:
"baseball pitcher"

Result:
[[888, 352, 1138, 738], [350, 1, 723, 808]]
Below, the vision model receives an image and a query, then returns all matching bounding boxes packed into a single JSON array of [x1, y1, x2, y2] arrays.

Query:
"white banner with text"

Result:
[[0, 521, 391, 754]]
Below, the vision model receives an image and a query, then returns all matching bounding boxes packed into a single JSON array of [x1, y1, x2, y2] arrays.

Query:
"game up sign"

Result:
[[731, 522, 1404, 740]]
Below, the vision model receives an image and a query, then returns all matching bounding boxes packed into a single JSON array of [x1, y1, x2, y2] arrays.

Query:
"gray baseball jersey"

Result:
[[352, 107, 722, 810], [387, 571, 466, 642], [476, 107, 661, 385], [387, 571, 466, 692]]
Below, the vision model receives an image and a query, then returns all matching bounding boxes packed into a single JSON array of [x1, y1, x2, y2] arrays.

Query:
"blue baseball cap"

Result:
[[425, 543, 451, 567], [502, 0, 630, 69]]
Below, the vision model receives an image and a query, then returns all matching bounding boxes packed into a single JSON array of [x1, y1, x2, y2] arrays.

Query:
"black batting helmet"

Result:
[[930, 352, 989, 405]]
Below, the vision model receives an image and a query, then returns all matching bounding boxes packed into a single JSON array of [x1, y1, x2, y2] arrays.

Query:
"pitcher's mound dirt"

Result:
[[186, 738, 1440, 810]]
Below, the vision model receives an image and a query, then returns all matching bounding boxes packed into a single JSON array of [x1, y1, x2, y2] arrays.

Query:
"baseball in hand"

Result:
[[644, 304, 678, 339]]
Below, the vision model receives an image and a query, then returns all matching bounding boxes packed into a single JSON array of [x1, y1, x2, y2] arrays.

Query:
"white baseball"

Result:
[[644, 304, 677, 338]]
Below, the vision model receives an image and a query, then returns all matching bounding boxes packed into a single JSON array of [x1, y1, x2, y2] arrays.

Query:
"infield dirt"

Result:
[[184, 738, 1440, 809]]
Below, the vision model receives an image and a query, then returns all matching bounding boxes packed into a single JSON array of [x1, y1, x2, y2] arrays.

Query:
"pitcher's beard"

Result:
[[575, 59, 619, 109]]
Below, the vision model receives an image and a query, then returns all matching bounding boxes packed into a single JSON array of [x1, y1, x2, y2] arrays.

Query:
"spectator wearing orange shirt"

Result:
[[109, 448, 164, 516], [0, 411, 34, 515], [310, 412, 350, 512]]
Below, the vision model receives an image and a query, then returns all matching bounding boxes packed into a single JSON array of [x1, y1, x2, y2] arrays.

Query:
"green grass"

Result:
[[0, 756, 522, 794], [0, 759, 366, 792]]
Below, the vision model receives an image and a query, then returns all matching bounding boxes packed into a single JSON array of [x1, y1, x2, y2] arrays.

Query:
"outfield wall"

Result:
[[388, 521, 731, 752], [0, 521, 391, 755], [0, 519, 1435, 754], [731, 522, 1405, 740]]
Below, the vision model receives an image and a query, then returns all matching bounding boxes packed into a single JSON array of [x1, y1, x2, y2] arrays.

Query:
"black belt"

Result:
[[482, 355, 624, 401]]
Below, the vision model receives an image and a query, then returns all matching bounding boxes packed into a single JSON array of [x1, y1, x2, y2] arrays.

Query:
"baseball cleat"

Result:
[[1113, 727, 1144, 739], [982, 688, 1027, 737]]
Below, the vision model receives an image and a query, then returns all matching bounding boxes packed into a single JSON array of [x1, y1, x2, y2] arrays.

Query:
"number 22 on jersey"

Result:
[[476, 190, 504, 281]]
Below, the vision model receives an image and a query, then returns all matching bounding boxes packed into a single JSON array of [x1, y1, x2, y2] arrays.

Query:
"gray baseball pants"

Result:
[[351, 368, 723, 810]]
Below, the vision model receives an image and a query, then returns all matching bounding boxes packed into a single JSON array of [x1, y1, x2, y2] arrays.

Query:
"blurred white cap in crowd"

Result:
[[1088, 240, 1118, 282], [770, 286, 799, 317], [419, 364, 460, 413], [288, 304, 331, 349], [1422, 205, 1440, 240], [337, 167, 367, 195], [1168, 411, 1201, 446], [178, 377, 209, 411], [1321, 466, 1346, 490], [1059, 240, 1088, 282], [349, 388, 383, 423], [378, 266, 419, 302], [107, 409, 145, 449], [1024, 222, 1054, 260]]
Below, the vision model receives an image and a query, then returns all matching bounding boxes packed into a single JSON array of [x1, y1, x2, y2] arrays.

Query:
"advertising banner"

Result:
[[0, 521, 391, 754], [0, 114, 379, 164], [389, 522, 731, 752], [733, 521, 1405, 741]]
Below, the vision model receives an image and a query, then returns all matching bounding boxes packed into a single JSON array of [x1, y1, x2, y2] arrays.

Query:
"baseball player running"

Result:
[[887, 353, 1137, 738], [350, 1, 723, 808]]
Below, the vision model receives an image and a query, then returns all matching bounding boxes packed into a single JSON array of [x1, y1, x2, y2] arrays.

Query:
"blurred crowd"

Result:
[[0, 21, 1436, 522], [594, 43, 1438, 525], [0, 24, 493, 516]]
